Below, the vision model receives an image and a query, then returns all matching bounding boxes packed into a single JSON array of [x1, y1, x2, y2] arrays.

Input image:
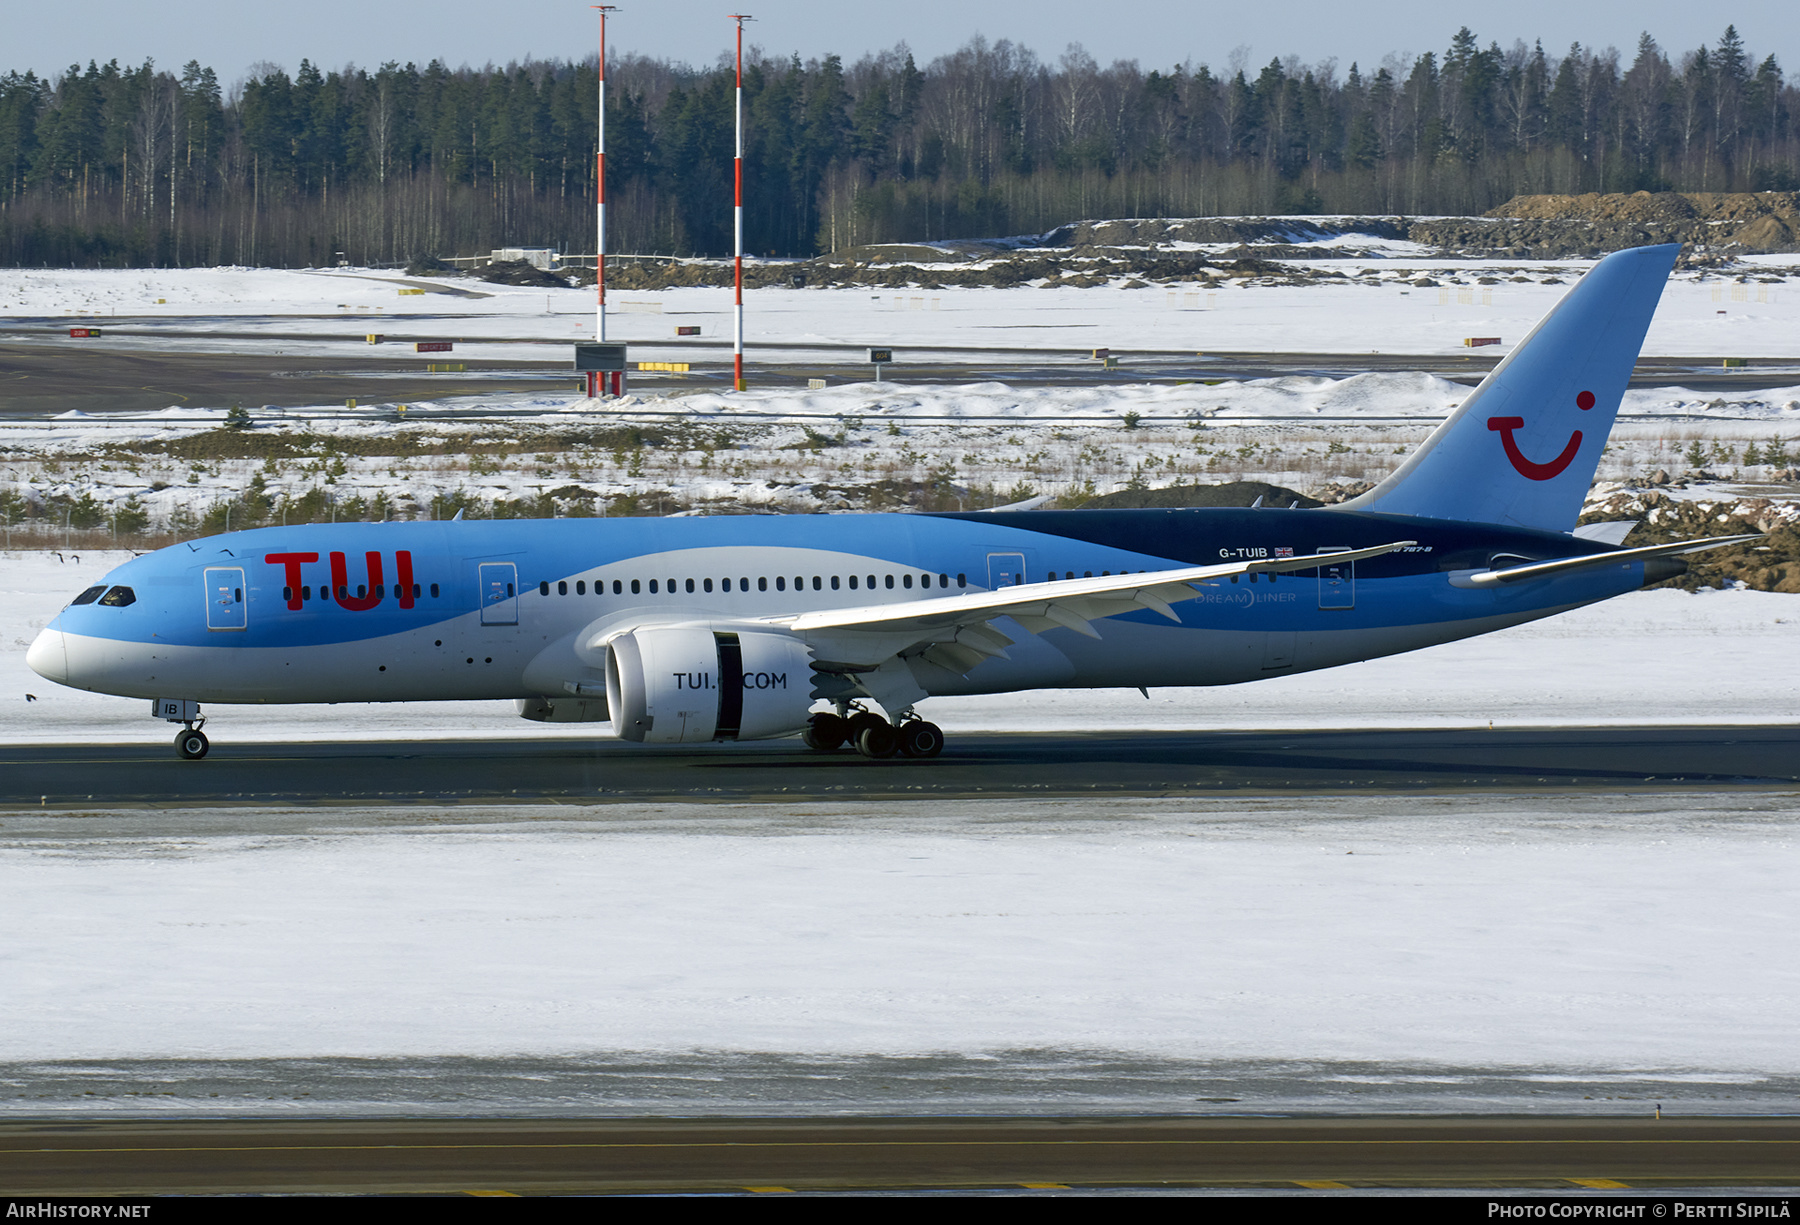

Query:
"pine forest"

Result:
[[1, 24, 1797, 268]]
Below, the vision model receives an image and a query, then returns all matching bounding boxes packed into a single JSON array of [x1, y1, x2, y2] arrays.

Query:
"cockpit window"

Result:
[[69, 586, 106, 606], [98, 586, 137, 607]]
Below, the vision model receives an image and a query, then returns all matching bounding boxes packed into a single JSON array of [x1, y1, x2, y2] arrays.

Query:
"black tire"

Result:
[[854, 722, 899, 759], [802, 712, 847, 751], [898, 720, 945, 759], [847, 711, 887, 743], [175, 729, 210, 760]]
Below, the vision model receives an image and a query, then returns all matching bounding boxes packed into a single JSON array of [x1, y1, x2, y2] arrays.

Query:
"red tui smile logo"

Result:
[[1488, 390, 1595, 481]]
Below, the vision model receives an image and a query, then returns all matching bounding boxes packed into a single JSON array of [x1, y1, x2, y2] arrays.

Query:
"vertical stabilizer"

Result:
[[1336, 244, 1679, 531]]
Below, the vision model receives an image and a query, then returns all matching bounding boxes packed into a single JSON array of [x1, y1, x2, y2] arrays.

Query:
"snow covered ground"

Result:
[[1, 794, 1797, 1115], [4, 255, 1799, 528], [0, 253, 1796, 363]]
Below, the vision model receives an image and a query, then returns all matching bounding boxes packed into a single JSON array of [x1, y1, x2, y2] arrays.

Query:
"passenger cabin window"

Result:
[[430, 583, 440, 598], [539, 582, 550, 596]]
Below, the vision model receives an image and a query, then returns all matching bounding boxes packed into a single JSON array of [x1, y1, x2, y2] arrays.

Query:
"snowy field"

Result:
[[2, 794, 1797, 1115], [4, 252, 1800, 526], [0, 250, 1797, 364], [6, 549, 1800, 744]]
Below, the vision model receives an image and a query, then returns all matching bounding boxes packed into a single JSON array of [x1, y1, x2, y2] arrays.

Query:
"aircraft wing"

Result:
[[761, 540, 1416, 672]]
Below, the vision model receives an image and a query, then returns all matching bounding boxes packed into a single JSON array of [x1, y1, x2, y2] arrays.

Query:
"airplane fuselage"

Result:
[[30, 507, 1653, 717]]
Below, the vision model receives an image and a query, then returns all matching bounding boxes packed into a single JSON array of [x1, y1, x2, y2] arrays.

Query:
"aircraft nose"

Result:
[[26, 627, 68, 684]]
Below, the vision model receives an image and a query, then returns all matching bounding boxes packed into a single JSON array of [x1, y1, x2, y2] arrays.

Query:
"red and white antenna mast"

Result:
[[593, 5, 618, 349], [729, 13, 753, 391]]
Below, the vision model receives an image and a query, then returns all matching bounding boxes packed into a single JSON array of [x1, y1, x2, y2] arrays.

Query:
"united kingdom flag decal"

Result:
[[1274, 547, 1294, 558]]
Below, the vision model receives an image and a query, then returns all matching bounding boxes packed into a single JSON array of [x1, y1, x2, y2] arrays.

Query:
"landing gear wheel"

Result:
[[846, 711, 887, 744], [854, 722, 899, 759], [803, 712, 848, 751], [174, 728, 210, 760], [898, 720, 945, 759]]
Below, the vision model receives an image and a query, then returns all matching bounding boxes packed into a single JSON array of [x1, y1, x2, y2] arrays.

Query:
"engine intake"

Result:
[[605, 627, 816, 743]]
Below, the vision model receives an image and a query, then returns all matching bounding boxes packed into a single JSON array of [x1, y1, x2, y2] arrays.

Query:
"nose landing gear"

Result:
[[155, 698, 208, 760]]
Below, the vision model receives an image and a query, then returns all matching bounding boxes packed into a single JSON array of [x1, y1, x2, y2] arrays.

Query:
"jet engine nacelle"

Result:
[[605, 626, 816, 743]]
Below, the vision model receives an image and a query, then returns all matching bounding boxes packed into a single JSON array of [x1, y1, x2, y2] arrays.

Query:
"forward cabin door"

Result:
[[478, 562, 519, 626], [203, 567, 247, 631]]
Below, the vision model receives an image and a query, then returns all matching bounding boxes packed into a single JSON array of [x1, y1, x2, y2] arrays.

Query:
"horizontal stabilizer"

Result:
[[1453, 534, 1759, 587]]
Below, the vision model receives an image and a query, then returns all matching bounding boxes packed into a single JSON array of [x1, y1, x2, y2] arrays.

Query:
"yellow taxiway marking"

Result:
[[1020, 1183, 1072, 1189], [464, 1190, 520, 1197], [1294, 1180, 1352, 1189], [8, 1138, 1797, 1155], [1567, 1179, 1631, 1189], [745, 1186, 795, 1193]]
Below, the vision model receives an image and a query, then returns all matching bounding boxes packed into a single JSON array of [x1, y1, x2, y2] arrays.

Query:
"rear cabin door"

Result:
[[478, 562, 519, 626], [1317, 549, 1356, 610], [203, 567, 247, 631]]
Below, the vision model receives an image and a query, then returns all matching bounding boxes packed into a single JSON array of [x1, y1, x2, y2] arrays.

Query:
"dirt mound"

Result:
[[1733, 215, 1800, 251], [404, 254, 456, 276], [476, 259, 573, 288], [1488, 192, 1701, 225], [1474, 192, 1800, 253], [1043, 217, 1408, 249], [1579, 488, 1800, 592]]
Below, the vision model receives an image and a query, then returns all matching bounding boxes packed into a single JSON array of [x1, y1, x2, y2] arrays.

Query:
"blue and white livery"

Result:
[[27, 244, 1750, 759]]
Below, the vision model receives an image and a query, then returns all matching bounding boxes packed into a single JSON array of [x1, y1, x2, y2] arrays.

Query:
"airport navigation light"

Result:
[[730, 13, 754, 391], [592, 6, 618, 352]]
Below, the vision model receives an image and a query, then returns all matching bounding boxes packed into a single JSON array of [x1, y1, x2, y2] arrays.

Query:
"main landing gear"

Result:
[[803, 707, 944, 760]]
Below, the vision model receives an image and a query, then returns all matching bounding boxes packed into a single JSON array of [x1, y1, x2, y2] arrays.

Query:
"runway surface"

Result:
[[4, 336, 1794, 415], [3, 1116, 1797, 1194], [4, 726, 1796, 807]]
